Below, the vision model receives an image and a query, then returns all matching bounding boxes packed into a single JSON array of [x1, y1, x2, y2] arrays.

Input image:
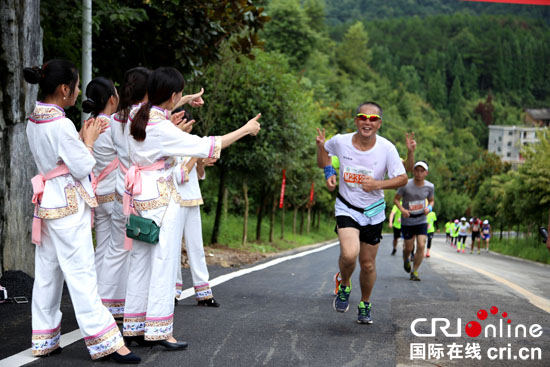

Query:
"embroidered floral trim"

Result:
[[102, 300, 125, 318], [29, 103, 65, 123], [123, 315, 146, 336], [194, 283, 213, 301], [97, 114, 111, 129], [115, 192, 123, 203], [84, 323, 124, 360], [148, 107, 168, 125], [133, 178, 171, 211], [74, 181, 98, 207], [175, 283, 183, 298], [181, 198, 204, 207], [37, 185, 79, 219], [166, 179, 204, 207], [32, 324, 61, 356], [97, 193, 115, 205], [144, 316, 174, 341], [212, 136, 222, 159]]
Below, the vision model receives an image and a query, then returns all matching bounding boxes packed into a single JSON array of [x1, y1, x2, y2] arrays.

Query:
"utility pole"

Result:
[[81, 0, 92, 123]]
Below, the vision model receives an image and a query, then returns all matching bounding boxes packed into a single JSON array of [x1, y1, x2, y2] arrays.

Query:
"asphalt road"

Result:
[[2, 235, 550, 367]]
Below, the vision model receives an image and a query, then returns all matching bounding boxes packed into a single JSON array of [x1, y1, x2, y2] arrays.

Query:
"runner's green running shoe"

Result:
[[404, 258, 411, 273], [357, 301, 373, 324], [410, 270, 421, 281], [333, 283, 351, 312]]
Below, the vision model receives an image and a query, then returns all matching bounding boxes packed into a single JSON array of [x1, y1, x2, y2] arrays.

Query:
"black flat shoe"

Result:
[[124, 335, 154, 347], [156, 339, 188, 351], [39, 346, 62, 357], [197, 298, 220, 307], [107, 350, 141, 364]]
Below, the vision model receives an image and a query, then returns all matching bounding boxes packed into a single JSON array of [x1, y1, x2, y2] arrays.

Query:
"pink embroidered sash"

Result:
[[31, 164, 71, 245], [91, 157, 120, 193], [123, 160, 166, 250]]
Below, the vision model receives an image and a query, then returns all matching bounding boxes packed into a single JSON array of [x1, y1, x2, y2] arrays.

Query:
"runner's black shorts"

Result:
[[472, 231, 480, 240], [335, 216, 383, 245], [393, 227, 402, 240], [401, 223, 428, 240]]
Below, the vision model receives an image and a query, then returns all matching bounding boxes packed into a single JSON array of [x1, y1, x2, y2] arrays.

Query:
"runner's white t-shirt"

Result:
[[324, 133, 405, 225]]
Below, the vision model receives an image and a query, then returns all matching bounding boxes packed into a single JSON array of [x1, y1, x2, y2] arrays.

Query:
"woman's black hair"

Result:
[[117, 67, 152, 124], [23, 59, 79, 98], [131, 67, 185, 142], [82, 77, 117, 117]]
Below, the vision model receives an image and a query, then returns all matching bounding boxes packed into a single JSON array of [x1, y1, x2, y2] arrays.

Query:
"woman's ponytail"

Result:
[[130, 101, 152, 142]]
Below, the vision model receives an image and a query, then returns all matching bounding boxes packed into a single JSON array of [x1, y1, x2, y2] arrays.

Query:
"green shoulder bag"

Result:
[[126, 214, 160, 244]]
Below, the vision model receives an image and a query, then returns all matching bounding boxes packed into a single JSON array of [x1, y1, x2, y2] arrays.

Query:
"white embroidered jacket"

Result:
[[26, 102, 97, 219], [111, 108, 135, 200], [92, 113, 117, 202], [127, 106, 221, 219], [173, 156, 205, 207]]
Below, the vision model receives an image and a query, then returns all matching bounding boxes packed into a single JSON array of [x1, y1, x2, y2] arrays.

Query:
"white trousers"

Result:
[[97, 199, 130, 317], [31, 198, 123, 359], [123, 199, 183, 340], [94, 200, 114, 274], [175, 205, 212, 300]]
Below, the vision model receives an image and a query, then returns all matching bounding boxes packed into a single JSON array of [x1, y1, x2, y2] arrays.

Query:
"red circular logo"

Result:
[[465, 321, 482, 338], [477, 309, 488, 320]]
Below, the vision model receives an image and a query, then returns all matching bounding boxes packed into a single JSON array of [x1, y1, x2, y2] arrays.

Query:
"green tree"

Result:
[[448, 76, 464, 125], [335, 21, 371, 77], [195, 50, 320, 244], [262, 0, 317, 69], [426, 70, 447, 110], [41, 0, 270, 81]]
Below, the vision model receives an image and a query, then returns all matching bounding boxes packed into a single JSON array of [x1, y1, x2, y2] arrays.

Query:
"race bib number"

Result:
[[408, 200, 425, 213], [343, 166, 373, 188]]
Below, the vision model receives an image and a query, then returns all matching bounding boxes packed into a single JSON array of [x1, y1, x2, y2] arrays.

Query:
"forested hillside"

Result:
[[324, 0, 550, 26]]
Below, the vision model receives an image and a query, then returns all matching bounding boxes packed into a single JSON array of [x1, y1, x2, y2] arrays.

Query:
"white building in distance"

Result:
[[488, 125, 544, 167]]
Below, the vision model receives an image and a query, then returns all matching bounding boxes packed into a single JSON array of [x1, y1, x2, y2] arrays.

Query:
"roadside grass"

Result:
[[489, 236, 550, 265], [201, 211, 337, 253]]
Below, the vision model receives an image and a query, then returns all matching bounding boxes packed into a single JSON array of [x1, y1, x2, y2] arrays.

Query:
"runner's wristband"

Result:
[[324, 166, 337, 180], [427, 205, 433, 212]]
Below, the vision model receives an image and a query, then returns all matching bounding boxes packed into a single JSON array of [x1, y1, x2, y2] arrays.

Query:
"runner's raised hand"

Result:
[[316, 128, 326, 148], [406, 132, 416, 152]]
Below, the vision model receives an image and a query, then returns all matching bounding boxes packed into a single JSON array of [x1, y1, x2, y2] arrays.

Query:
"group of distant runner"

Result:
[[445, 217, 492, 254]]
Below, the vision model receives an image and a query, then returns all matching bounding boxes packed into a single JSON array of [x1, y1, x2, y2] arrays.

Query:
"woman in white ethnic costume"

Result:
[[97, 67, 151, 319], [24, 60, 140, 363], [123, 67, 261, 349], [172, 108, 220, 306], [98, 68, 203, 320], [82, 77, 119, 273]]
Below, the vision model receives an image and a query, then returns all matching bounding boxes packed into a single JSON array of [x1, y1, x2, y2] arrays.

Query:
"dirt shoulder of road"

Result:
[[180, 238, 338, 269], [181, 244, 273, 268]]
